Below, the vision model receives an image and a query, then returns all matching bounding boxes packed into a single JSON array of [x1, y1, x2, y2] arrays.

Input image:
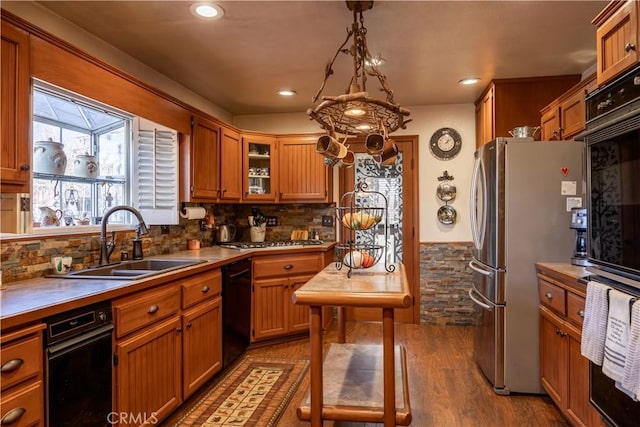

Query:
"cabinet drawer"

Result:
[[539, 279, 566, 315], [253, 254, 320, 279], [0, 380, 43, 427], [181, 269, 222, 309], [567, 292, 586, 328], [114, 284, 180, 338], [0, 335, 42, 391]]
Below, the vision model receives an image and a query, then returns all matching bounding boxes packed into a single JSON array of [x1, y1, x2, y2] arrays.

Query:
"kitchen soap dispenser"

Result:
[[132, 227, 143, 260]]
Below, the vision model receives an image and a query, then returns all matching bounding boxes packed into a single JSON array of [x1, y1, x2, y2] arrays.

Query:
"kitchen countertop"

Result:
[[0, 242, 335, 332], [535, 262, 590, 282]]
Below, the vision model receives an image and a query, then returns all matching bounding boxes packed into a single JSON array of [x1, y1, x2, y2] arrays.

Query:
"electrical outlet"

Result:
[[265, 216, 278, 226], [321, 215, 334, 227], [161, 225, 170, 234]]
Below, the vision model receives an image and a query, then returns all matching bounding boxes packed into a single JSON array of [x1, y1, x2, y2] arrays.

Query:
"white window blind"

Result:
[[132, 117, 179, 225]]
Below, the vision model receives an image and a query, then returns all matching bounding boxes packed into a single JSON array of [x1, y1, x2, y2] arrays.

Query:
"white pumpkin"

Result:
[[343, 251, 363, 268]]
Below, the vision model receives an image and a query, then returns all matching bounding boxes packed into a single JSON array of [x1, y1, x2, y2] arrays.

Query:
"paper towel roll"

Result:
[[180, 207, 206, 220]]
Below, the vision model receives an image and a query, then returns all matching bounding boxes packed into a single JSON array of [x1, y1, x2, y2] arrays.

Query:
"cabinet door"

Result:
[[475, 86, 494, 148], [289, 274, 314, 333], [596, 0, 639, 85], [278, 136, 330, 203], [539, 306, 567, 408], [559, 91, 586, 141], [1, 20, 30, 191], [115, 316, 182, 427], [541, 104, 561, 141], [252, 277, 287, 340], [182, 297, 222, 398], [243, 135, 277, 202], [219, 126, 242, 202], [190, 116, 220, 200]]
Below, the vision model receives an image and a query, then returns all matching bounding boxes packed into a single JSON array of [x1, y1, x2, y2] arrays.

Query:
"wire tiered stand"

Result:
[[335, 181, 395, 277]]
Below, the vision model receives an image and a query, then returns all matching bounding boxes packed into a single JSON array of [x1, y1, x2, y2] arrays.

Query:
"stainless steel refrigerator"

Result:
[[469, 137, 584, 394]]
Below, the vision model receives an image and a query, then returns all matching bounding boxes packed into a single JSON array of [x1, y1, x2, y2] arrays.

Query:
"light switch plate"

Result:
[[321, 215, 334, 227]]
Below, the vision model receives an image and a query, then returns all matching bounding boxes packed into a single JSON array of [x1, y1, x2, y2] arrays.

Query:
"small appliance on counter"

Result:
[[570, 207, 589, 266]]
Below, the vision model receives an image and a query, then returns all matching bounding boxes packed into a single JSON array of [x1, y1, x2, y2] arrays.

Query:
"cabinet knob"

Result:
[[186, 322, 192, 329], [545, 292, 553, 300], [147, 304, 159, 314], [0, 358, 24, 373], [176, 327, 183, 333], [283, 264, 294, 270], [0, 408, 26, 425], [20, 164, 30, 171], [578, 309, 585, 318], [201, 285, 210, 293], [625, 42, 636, 52]]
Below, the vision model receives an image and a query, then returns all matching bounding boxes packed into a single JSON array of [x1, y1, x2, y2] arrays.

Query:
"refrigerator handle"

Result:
[[468, 260, 492, 276], [468, 287, 493, 310], [469, 156, 486, 249]]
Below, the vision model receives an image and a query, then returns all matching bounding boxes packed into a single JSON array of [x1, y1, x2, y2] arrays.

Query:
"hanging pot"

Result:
[[33, 138, 67, 175], [73, 153, 99, 178], [436, 182, 457, 202], [437, 205, 457, 225]]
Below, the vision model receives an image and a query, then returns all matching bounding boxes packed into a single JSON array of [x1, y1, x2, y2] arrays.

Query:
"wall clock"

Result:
[[430, 127, 462, 160]]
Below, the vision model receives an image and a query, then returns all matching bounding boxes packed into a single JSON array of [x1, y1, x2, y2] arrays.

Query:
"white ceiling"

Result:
[[33, 1, 608, 116]]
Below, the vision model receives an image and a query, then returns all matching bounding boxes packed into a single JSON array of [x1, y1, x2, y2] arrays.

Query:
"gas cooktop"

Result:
[[220, 240, 324, 250]]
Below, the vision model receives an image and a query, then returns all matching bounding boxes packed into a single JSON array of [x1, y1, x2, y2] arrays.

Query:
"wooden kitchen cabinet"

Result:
[[1, 18, 31, 193], [182, 115, 221, 201], [113, 284, 182, 426], [251, 253, 330, 342], [180, 269, 222, 398], [475, 76, 581, 148], [242, 133, 277, 202], [0, 323, 45, 427], [219, 125, 243, 202], [277, 135, 332, 203], [540, 74, 597, 141], [537, 266, 603, 427], [593, 0, 639, 86]]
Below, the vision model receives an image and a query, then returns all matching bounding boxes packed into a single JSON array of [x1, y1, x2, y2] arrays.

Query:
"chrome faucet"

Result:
[[99, 205, 149, 266]]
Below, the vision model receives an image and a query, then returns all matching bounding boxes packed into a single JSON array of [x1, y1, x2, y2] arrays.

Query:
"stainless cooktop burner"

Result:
[[220, 240, 324, 250]]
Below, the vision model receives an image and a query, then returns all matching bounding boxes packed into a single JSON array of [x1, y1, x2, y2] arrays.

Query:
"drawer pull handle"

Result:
[[201, 285, 210, 293], [545, 292, 553, 300], [578, 309, 585, 318], [1, 407, 26, 425], [148, 305, 159, 314], [0, 358, 24, 373], [625, 42, 636, 52], [284, 264, 294, 270]]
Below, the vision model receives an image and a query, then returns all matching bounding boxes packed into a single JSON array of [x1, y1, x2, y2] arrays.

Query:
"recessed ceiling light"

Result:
[[190, 2, 224, 20], [278, 90, 297, 96], [458, 77, 480, 86]]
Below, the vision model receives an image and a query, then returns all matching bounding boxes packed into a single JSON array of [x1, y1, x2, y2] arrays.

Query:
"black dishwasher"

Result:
[[222, 259, 252, 368]]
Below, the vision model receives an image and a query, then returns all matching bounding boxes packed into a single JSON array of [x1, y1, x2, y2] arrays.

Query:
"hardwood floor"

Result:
[[164, 321, 568, 426]]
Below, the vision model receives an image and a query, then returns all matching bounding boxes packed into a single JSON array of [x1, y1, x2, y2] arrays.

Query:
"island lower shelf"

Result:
[[296, 343, 412, 425]]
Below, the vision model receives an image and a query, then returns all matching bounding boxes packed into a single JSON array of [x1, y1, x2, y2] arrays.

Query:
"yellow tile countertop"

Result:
[[1, 242, 335, 331]]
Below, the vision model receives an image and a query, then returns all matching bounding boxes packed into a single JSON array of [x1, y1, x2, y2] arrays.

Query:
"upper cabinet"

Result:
[[1, 19, 31, 192], [474, 76, 581, 148], [242, 133, 277, 202], [277, 135, 332, 203], [219, 126, 243, 202], [182, 115, 221, 201], [593, 0, 639, 86], [540, 74, 597, 141]]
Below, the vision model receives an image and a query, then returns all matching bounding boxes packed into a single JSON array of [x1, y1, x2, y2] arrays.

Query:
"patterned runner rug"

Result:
[[174, 357, 309, 427]]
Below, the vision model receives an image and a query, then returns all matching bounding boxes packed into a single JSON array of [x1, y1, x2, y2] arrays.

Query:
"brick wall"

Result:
[[419, 241, 477, 325]]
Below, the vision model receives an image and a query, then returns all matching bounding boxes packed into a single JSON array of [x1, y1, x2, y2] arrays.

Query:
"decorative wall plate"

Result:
[[437, 204, 457, 225]]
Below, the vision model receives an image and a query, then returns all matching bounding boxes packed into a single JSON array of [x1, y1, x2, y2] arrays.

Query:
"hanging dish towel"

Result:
[[602, 289, 634, 382], [581, 281, 611, 365], [621, 300, 640, 401]]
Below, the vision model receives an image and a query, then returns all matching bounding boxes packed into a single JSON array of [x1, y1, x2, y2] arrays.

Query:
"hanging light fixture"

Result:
[[307, 1, 411, 137]]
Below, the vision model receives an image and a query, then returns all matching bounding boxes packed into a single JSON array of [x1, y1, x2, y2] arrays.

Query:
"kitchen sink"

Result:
[[52, 259, 207, 280]]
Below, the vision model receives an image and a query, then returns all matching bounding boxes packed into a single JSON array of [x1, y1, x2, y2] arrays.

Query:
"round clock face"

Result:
[[430, 128, 462, 160]]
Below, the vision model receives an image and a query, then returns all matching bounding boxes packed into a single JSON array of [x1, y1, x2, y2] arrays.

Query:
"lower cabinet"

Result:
[[113, 269, 222, 426], [0, 323, 45, 427], [537, 267, 603, 427]]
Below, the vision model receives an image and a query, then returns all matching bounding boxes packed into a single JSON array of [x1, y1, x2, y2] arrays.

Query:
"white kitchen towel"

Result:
[[581, 281, 611, 365], [621, 300, 640, 401], [602, 289, 634, 382]]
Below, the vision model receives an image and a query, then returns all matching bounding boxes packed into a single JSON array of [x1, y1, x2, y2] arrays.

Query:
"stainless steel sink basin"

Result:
[[52, 259, 207, 280]]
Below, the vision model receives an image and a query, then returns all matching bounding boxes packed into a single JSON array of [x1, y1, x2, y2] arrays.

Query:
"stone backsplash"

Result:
[[1, 203, 336, 284], [419, 241, 477, 325]]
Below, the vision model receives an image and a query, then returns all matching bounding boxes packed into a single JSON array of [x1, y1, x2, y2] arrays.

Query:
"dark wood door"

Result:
[[339, 134, 419, 323]]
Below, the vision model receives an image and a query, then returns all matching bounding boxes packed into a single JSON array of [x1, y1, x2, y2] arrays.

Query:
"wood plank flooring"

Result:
[[164, 321, 568, 426]]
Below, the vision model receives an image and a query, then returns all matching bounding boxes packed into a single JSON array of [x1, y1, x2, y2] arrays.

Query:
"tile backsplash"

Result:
[[0, 203, 336, 284]]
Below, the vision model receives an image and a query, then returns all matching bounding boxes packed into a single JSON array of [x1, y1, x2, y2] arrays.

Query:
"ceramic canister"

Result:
[[73, 153, 99, 178], [33, 138, 67, 175]]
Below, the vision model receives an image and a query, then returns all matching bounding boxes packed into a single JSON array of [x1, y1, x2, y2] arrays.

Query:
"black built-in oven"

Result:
[[580, 64, 640, 427]]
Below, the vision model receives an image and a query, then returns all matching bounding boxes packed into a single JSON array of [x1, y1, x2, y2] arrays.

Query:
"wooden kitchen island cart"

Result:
[[292, 263, 412, 426]]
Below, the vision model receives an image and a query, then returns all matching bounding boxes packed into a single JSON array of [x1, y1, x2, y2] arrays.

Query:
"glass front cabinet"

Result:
[[242, 134, 277, 202]]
